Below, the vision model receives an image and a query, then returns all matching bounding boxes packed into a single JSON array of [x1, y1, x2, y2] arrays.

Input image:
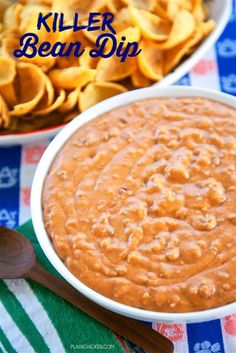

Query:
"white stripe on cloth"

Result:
[[0, 301, 36, 353], [0, 340, 7, 353], [220, 317, 236, 353], [5, 279, 66, 353], [189, 46, 221, 90]]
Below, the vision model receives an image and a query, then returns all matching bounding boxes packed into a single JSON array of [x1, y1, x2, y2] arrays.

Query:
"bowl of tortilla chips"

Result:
[[0, 0, 232, 145]]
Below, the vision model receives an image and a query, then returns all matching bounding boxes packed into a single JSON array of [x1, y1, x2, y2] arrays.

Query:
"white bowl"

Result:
[[1, 0, 232, 146], [31, 86, 236, 323]]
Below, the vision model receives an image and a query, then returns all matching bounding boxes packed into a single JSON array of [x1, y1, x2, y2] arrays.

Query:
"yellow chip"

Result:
[[19, 5, 49, 33], [79, 47, 99, 69], [114, 7, 133, 32], [129, 6, 170, 41], [154, 2, 171, 21], [123, 0, 156, 11], [56, 56, 80, 70], [52, 0, 107, 20], [106, 0, 124, 13], [155, 9, 195, 50], [0, 82, 17, 108], [192, 0, 205, 22], [0, 0, 11, 22], [117, 26, 141, 43], [21, 55, 56, 73], [1, 35, 20, 60], [96, 56, 137, 82], [103, 26, 141, 53], [164, 25, 203, 74], [34, 89, 65, 115], [48, 67, 96, 90], [3, 3, 23, 32], [137, 40, 163, 81], [166, 0, 192, 20], [79, 81, 127, 111], [34, 74, 55, 111], [71, 30, 92, 50], [131, 69, 152, 87], [10, 62, 45, 116], [58, 88, 79, 114], [0, 57, 16, 86], [0, 94, 9, 128], [202, 19, 215, 37], [82, 25, 106, 45]]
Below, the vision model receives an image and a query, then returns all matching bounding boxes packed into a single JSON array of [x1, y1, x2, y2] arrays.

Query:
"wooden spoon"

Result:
[[0, 226, 174, 353]]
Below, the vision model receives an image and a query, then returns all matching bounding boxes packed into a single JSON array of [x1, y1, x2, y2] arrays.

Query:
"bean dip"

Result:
[[43, 98, 236, 312]]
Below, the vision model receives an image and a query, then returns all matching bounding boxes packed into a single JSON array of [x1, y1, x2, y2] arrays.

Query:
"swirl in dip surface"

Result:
[[43, 98, 236, 312]]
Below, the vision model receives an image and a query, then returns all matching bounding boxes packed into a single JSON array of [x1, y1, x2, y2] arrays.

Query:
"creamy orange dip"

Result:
[[43, 98, 236, 312]]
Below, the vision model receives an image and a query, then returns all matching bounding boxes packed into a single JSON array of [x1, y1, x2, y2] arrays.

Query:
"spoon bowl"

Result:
[[0, 226, 35, 279]]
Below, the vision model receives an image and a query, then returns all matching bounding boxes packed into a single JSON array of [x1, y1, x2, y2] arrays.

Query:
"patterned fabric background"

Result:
[[0, 1, 236, 352]]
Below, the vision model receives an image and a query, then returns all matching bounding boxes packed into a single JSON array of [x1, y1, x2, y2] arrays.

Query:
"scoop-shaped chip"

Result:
[[129, 6, 170, 41], [137, 40, 163, 81], [164, 25, 203, 74], [0, 57, 16, 86], [79, 81, 127, 111], [117, 26, 141, 43], [101, 26, 141, 54], [56, 56, 80, 70], [131, 69, 152, 87], [21, 55, 56, 73], [123, 0, 156, 11], [34, 74, 55, 111], [154, 2, 171, 21], [52, 0, 106, 20], [3, 3, 23, 32], [186, 20, 215, 56], [202, 19, 215, 37], [48, 67, 96, 90], [0, 94, 9, 128], [155, 9, 195, 49], [113, 7, 133, 32], [96, 56, 137, 82], [0, 0, 10, 22], [10, 62, 45, 116], [107, 0, 124, 13], [34, 89, 65, 115], [0, 82, 17, 108], [82, 25, 106, 45], [191, 0, 206, 22], [79, 47, 99, 69], [58, 88, 79, 114], [1, 35, 20, 60], [193, 5, 205, 22], [166, 0, 185, 20], [19, 5, 49, 33]]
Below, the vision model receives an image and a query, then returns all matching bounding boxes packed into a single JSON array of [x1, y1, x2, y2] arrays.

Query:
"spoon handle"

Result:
[[27, 261, 173, 353]]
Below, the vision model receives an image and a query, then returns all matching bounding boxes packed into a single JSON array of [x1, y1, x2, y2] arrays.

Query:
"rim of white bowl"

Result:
[[31, 86, 236, 322]]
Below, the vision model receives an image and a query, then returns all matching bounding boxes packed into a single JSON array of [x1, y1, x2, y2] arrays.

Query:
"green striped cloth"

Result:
[[0, 221, 134, 353]]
